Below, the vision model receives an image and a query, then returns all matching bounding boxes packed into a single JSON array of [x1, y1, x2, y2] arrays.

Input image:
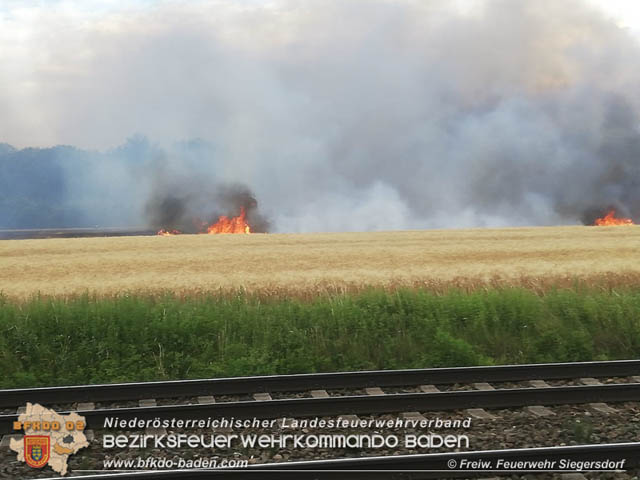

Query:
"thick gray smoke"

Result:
[[2, 0, 640, 231], [145, 179, 270, 233]]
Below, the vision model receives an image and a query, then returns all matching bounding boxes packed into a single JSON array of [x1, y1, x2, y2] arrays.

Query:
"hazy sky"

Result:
[[2, 0, 639, 149], [2, 0, 640, 232]]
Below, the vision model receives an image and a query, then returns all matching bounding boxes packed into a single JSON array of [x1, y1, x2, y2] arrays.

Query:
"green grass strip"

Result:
[[1, 287, 640, 388]]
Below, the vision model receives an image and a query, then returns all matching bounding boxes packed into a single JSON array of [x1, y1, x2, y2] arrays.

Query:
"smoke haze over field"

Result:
[[1, 0, 640, 231]]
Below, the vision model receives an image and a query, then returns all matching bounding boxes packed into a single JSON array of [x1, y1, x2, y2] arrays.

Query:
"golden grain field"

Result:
[[1, 226, 639, 298]]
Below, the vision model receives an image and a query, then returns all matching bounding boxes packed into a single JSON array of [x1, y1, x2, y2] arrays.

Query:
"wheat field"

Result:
[[1, 226, 639, 298]]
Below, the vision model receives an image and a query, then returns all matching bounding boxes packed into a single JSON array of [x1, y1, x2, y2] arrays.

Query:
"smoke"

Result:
[[145, 177, 270, 233], [2, 0, 640, 231]]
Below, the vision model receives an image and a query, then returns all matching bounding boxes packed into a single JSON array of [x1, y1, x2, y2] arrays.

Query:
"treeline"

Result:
[[0, 137, 216, 229], [0, 143, 83, 228]]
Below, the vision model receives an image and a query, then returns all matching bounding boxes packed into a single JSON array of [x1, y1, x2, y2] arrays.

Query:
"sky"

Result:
[[2, 0, 640, 150], [1, 0, 640, 232]]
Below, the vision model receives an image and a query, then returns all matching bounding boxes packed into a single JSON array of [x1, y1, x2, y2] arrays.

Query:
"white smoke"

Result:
[[1, 0, 640, 231]]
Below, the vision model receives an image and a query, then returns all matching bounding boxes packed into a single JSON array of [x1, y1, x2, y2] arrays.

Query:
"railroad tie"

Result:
[[338, 415, 360, 423], [472, 382, 495, 391], [401, 385, 441, 421], [579, 377, 601, 386], [465, 408, 496, 420], [309, 389, 330, 398], [309, 389, 361, 422], [588, 402, 618, 414], [246, 394, 290, 428], [419, 384, 440, 393], [365, 387, 385, 396], [365, 386, 428, 422], [138, 398, 157, 407], [528, 379, 551, 388], [525, 405, 555, 417], [198, 399, 234, 433], [400, 411, 426, 422], [74, 403, 96, 441], [526, 380, 555, 417], [579, 378, 618, 414], [197, 395, 216, 404], [253, 392, 272, 401], [309, 388, 363, 421], [253, 393, 282, 426], [466, 382, 496, 420], [139, 399, 167, 435]]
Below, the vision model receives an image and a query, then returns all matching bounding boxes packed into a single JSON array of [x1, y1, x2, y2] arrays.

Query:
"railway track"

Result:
[[2, 360, 639, 478], [3, 359, 640, 407], [2, 360, 640, 433]]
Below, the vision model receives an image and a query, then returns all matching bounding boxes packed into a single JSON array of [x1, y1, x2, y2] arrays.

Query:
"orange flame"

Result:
[[594, 210, 634, 226], [157, 208, 251, 235], [157, 229, 182, 236], [206, 207, 251, 234]]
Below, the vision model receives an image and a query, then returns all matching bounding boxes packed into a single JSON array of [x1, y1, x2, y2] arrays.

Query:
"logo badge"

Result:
[[24, 436, 50, 468]]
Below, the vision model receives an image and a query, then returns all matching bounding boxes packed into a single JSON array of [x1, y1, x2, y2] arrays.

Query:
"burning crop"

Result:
[[594, 210, 634, 226], [156, 207, 252, 236], [206, 207, 251, 234], [147, 182, 269, 236], [157, 229, 182, 236]]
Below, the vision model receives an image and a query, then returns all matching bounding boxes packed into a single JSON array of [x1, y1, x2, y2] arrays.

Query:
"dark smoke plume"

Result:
[[3, 1, 640, 231], [145, 180, 270, 233]]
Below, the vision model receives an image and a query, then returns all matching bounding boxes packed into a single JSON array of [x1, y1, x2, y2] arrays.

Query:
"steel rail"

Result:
[[2, 383, 640, 434], [39, 442, 640, 479], [2, 359, 639, 408]]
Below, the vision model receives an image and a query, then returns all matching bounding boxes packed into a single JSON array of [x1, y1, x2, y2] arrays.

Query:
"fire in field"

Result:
[[153, 205, 635, 236], [157, 207, 251, 236], [152, 204, 633, 237], [147, 183, 269, 237], [594, 210, 634, 226], [3, 1, 640, 235], [4, 6, 640, 461]]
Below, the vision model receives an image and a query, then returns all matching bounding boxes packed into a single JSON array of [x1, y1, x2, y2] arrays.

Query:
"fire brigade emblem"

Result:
[[24, 435, 50, 468]]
